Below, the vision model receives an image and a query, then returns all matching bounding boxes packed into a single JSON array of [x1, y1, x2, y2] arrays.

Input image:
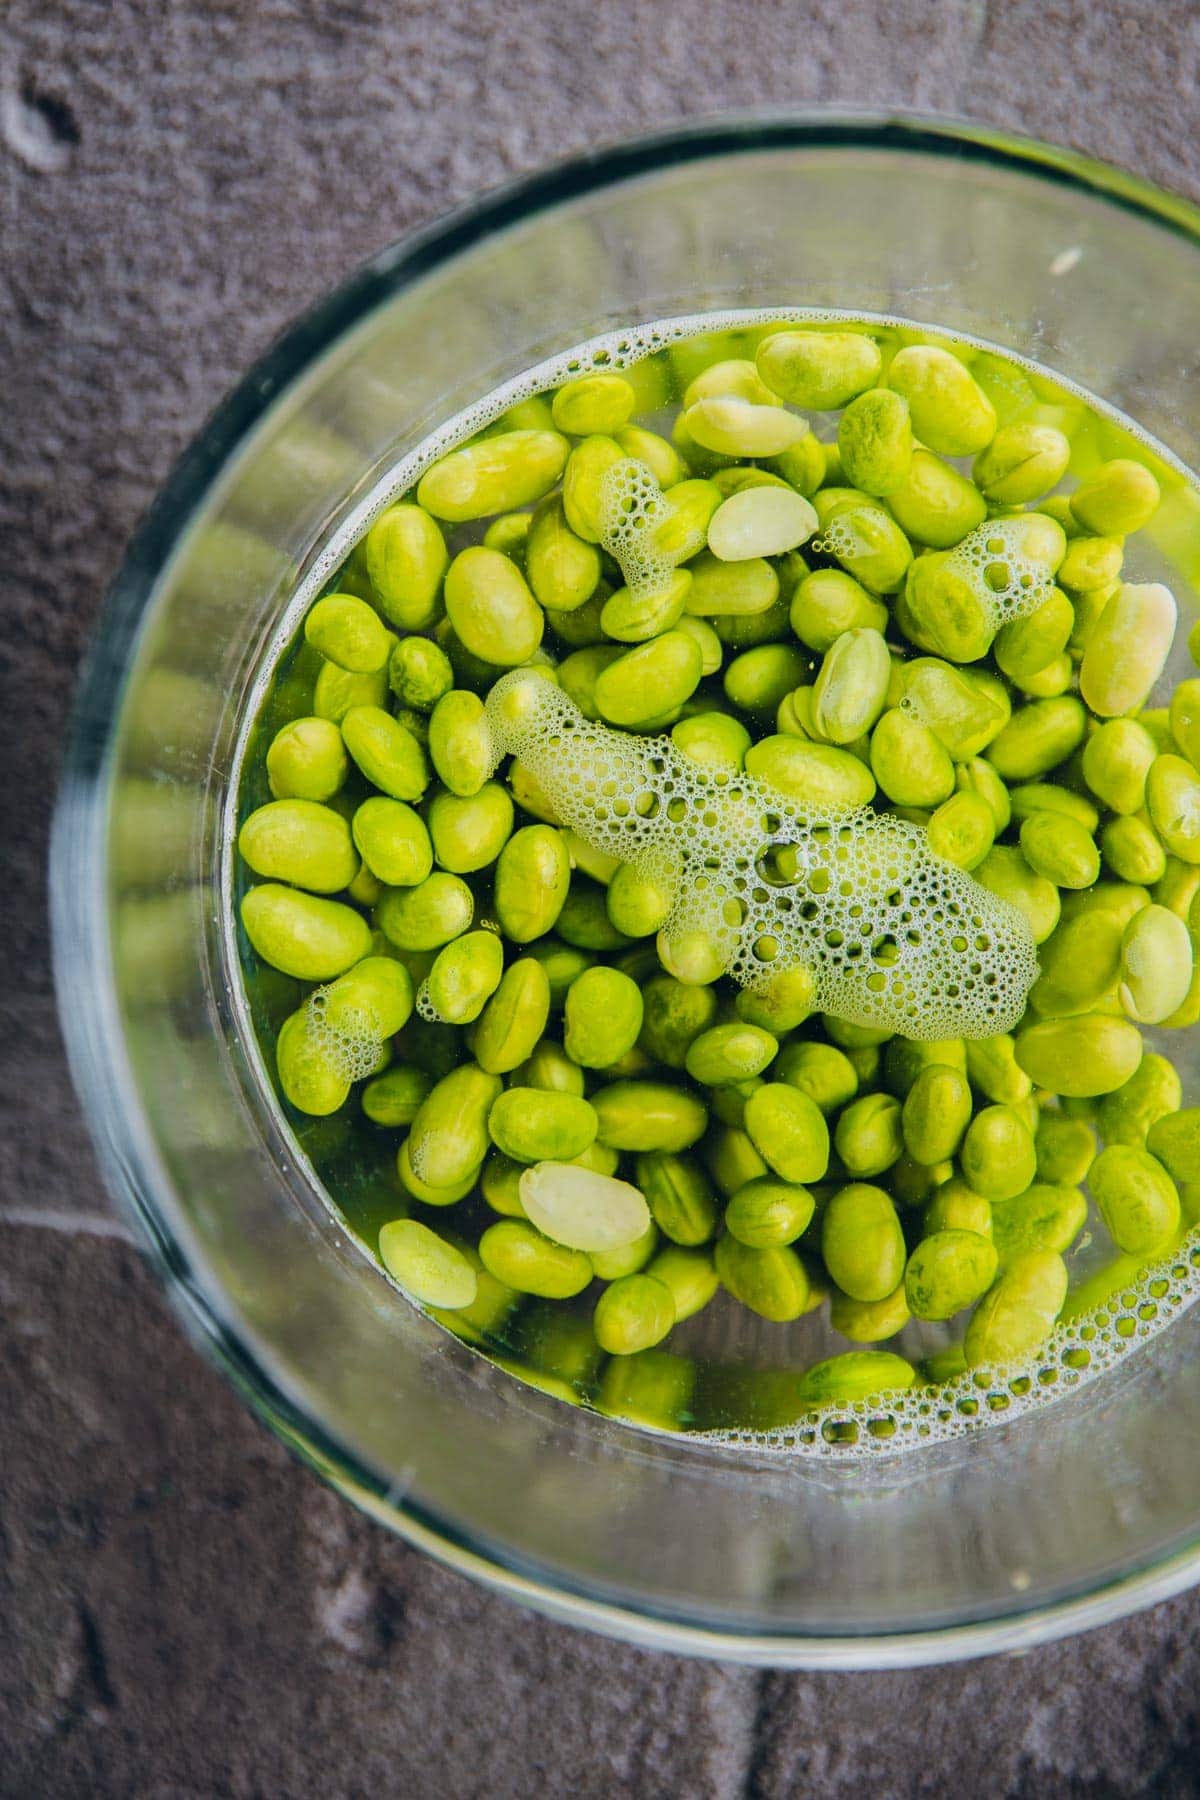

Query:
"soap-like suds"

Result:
[[482, 672, 1038, 1041], [305, 986, 385, 1082]]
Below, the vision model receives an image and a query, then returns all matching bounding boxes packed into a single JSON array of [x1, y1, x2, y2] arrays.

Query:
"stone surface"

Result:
[[4, 0, 1200, 1792]]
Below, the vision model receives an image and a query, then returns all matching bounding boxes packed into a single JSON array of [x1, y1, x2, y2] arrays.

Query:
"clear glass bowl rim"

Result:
[[51, 108, 1200, 1669]]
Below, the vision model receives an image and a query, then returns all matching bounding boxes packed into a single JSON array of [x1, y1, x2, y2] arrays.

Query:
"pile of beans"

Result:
[[235, 323, 1200, 1431]]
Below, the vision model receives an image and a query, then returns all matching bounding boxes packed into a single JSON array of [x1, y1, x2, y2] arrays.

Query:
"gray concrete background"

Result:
[[4, 0, 1200, 1792]]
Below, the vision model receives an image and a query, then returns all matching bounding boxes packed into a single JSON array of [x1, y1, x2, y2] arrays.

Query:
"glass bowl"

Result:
[[51, 113, 1200, 1667]]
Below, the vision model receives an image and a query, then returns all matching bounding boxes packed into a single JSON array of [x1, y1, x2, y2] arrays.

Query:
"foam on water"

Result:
[[305, 986, 385, 1083], [483, 672, 1037, 1040]]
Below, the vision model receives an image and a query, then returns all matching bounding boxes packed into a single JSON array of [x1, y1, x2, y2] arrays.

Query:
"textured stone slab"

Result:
[[4, 0, 1200, 1791]]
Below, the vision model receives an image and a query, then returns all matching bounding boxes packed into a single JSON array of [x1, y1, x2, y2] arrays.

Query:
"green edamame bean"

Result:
[[471, 958, 551, 1075], [1008, 784, 1098, 832], [614, 424, 684, 489], [684, 552, 780, 622], [963, 1034, 1032, 1107], [239, 799, 358, 894], [1015, 1013, 1144, 1097], [724, 644, 808, 718], [515, 1038, 586, 1096], [418, 429, 569, 522], [905, 1229, 998, 1321], [993, 589, 1075, 685], [1083, 719, 1159, 817], [638, 976, 719, 1069], [714, 1234, 811, 1322], [427, 783, 514, 874], [275, 1007, 352, 1115], [790, 569, 888, 653], [964, 1249, 1069, 1368], [422, 929, 504, 1025], [242, 883, 371, 980], [828, 1283, 911, 1344], [552, 372, 635, 436], [322, 955, 413, 1040], [684, 395, 808, 459], [960, 1104, 1037, 1201], [775, 1041, 858, 1114], [597, 1346, 696, 1428], [592, 630, 702, 728], [428, 690, 494, 798], [1155, 857, 1200, 919], [1147, 754, 1200, 864], [647, 1247, 719, 1323], [376, 871, 473, 951], [927, 790, 995, 869], [388, 637, 454, 713], [956, 756, 1011, 833], [379, 1219, 478, 1309], [492, 824, 570, 943], [266, 716, 348, 802], [362, 1063, 433, 1127], [1118, 904, 1193, 1023], [886, 345, 996, 456], [811, 627, 891, 745], [816, 495, 913, 595], [555, 881, 633, 952], [443, 546, 544, 668], [1090, 1144, 1180, 1255], [341, 704, 430, 801], [594, 1082, 708, 1153], [525, 496, 603, 614], [869, 709, 955, 808], [1035, 1111, 1096, 1186], [1169, 676, 1200, 767], [833, 1092, 904, 1178], [482, 512, 532, 559], [743, 1083, 830, 1183], [756, 329, 882, 409], [1069, 458, 1160, 535], [897, 660, 1010, 761], [352, 796, 434, 888], [636, 1151, 719, 1245], [604, 863, 674, 938], [479, 1219, 592, 1298], [488, 1088, 598, 1164], [901, 1064, 972, 1165], [1018, 811, 1099, 890], [1098, 1053, 1181, 1148], [724, 1177, 814, 1248], [684, 1022, 778, 1087], [990, 1183, 1088, 1266], [795, 1349, 917, 1406], [885, 448, 987, 549], [364, 504, 448, 630], [972, 421, 1071, 505], [836, 388, 913, 496], [976, 846, 1061, 945], [407, 1062, 501, 1190], [600, 571, 691, 644], [672, 713, 750, 773], [590, 1219, 660, 1281], [1146, 1109, 1200, 1181], [822, 1182, 906, 1302], [704, 1125, 768, 1197], [745, 735, 876, 808], [1058, 534, 1125, 594], [593, 1274, 675, 1355], [304, 594, 390, 674], [986, 696, 1086, 782], [924, 1180, 993, 1239], [1080, 583, 1177, 719], [313, 658, 390, 725], [734, 966, 817, 1036], [562, 966, 644, 1069]]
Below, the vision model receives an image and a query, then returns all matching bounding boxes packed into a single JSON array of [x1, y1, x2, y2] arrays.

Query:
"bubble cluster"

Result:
[[701, 1237, 1200, 1459], [483, 673, 1038, 1040], [945, 516, 1058, 631], [597, 457, 675, 597], [304, 986, 385, 1082]]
